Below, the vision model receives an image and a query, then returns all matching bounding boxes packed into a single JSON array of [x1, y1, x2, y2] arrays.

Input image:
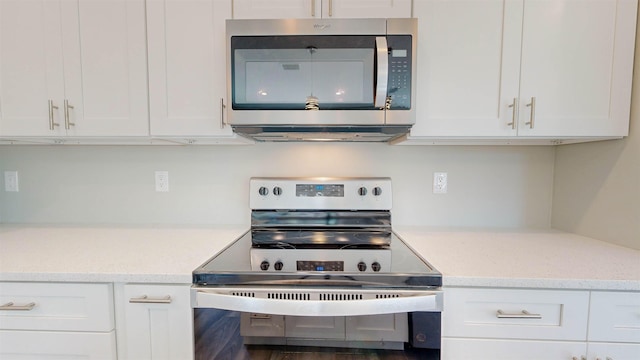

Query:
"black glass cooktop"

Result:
[[193, 231, 442, 288]]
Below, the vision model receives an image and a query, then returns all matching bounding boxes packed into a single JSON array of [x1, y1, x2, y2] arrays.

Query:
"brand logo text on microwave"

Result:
[[313, 24, 331, 30]]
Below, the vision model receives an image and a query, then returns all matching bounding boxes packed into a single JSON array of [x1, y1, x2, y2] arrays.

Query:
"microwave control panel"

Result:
[[387, 35, 413, 110]]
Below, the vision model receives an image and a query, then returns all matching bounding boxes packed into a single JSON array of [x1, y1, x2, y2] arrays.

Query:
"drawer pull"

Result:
[[129, 295, 172, 304], [0, 302, 36, 311], [496, 309, 542, 319]]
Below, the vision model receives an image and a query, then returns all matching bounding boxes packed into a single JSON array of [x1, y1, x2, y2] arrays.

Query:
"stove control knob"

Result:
[[260, 261, 270, 271], [371, 262, 381, 272], [258, 186, 269, 196], [357, 261, 367, 272], [273, 186, 283, 196], [372, 187, 383, 196], [274, 261, 284, 271], [357, 187, 367, 196]]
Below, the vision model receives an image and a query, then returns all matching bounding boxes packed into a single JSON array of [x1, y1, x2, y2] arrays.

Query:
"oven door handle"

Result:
[[192, 289, 441, 316]]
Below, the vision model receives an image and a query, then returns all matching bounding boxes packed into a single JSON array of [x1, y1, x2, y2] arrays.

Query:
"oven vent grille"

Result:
[[319, 293, 364, 301], [231, 292, 256, 298], [267, 292, 311, 300], [375, 294, 401, 299], [225, 290, 415, 301]]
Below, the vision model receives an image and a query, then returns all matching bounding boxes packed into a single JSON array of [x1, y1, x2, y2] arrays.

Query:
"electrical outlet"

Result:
[[433, 172, 447, 194], [155, 171, 169, 192], [4, 171, 19, 192]]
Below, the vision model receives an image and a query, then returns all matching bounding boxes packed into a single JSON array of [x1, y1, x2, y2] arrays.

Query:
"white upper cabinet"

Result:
[[517, 0, 636, 137], [410, 0, 637, 140], [147, 0, 234, 137], [411, 0, 521, 137], [0, 0, 149, 137], [232, 0, 411, 19], [321, 0, 412, 18]]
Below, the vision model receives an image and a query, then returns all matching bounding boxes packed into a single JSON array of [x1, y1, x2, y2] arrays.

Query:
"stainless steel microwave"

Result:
[[226, 18, 417, 142]]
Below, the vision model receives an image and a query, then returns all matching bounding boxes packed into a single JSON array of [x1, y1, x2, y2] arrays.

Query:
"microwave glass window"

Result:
[[236, 49, 373, 106], [231, 35, 379, 110]]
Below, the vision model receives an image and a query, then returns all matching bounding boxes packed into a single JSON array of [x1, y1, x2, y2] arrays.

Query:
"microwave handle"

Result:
[[374, 36, 389, 109]]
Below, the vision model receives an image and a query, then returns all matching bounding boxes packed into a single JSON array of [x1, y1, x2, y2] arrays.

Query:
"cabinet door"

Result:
[[120, 284, 194, 360], [148, 0, 233, 137], [588, 291, 640, 343], [0, 330, 117, 360], [588, 342, 640, 360], [518, 0, 637, 137], [63, 0, 149, 136], [233, 0, 320, 19], [323, 0, 412, 18], [410, 0, 522, 137], [442, 338, 587, 360], [0, 0, 66, 137]]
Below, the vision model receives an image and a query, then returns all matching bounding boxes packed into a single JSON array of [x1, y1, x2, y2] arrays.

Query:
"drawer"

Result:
[[0, 329, 116, 360], [442, 287, 590, 340], [0, 282, 114, 331], [588, 291, 640, 343], [442, 337, 587, 360]]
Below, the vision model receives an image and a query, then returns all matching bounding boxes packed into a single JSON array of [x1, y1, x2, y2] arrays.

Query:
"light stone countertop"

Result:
[[1, 225, 639, 290], [395, 226, 640, 291], [0, 225, 247, 283]]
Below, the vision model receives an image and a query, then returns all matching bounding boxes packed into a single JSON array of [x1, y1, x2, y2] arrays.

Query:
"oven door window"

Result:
[[231, 35, 378, 110]]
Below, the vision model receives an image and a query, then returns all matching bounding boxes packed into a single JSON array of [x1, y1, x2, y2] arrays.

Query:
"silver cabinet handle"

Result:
[[328, 0, 333, 17], [48, 100, 60, 130], [525, 96, 536, 129], [64, 99, 75, 129], [507, 97, 517, 129], [311, 0, 315, 17], [220, 98, 226, 128], [129, 295, 172, 304], [496, 309, 542, 319], [0, 302, 36, 311]]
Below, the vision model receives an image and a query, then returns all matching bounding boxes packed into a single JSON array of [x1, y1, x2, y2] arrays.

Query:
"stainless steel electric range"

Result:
[[192, 177, 442, 359]]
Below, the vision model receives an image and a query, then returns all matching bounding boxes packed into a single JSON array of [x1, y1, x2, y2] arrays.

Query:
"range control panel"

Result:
[[250, 249, 392, 273], [250, 177, 392, 210]]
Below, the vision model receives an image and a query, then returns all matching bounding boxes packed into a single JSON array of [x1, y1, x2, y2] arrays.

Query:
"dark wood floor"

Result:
[[194, 309, 439, 360]]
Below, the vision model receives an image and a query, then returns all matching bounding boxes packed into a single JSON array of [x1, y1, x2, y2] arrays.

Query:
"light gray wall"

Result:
[[551, 14, 640, 250], [0, 144, 555, 228]]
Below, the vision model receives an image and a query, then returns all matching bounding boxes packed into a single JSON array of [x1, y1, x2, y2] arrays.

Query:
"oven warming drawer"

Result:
[[191, 287, 442, 317]]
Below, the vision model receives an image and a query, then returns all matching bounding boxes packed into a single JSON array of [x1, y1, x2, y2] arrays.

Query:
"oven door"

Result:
[[192, 286, 442, 359]]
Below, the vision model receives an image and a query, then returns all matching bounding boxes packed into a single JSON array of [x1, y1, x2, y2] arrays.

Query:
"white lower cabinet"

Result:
[[442, 287, 640, 360], [0, 330, 117, 360], [442, 338, 587, 360], [116, 283, 194, 360], [0, 282, 116, 359], [441, 287, 587, 359], [587, 342, 640, 360], [587, 291, 640, 360], [442, 287, 590, 340]]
